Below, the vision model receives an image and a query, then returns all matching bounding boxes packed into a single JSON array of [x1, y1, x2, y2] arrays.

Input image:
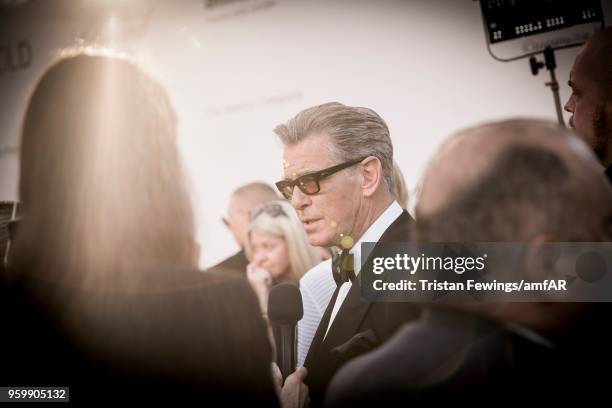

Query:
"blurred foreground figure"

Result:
[[0, 50, 277, 405], [327, 119, 612, 406], [565, 27, 612, 181]]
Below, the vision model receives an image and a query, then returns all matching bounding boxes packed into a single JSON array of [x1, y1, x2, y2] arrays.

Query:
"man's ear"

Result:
[[523, 233, 561, 282], [360, 156, 384, 198]]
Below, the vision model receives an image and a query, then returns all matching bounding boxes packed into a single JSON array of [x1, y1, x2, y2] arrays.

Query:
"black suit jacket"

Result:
[[206, 249, 249, 277], [304, 210, 421, 405], [0, 266, 278, 405], [326, 307, 609, 406]]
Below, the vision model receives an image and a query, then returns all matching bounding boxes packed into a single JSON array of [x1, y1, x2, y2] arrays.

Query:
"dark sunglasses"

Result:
[[275, 158, 365, 200], [250, 203, 287, 221]]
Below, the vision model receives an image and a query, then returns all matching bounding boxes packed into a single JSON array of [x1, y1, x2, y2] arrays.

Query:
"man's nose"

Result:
[[564, 97, 574, 113], [290, 186, 310, 211]]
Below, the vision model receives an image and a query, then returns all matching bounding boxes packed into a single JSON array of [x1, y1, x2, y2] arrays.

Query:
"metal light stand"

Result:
[[529, 47, 566, 128]]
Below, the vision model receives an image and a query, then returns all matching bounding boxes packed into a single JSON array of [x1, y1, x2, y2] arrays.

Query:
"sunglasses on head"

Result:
[[250, 203, 287, 221], [275, 158, 365, 200]]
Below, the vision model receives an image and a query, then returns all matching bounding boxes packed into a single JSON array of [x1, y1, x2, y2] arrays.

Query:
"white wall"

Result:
[[1, 0, 611, 267]]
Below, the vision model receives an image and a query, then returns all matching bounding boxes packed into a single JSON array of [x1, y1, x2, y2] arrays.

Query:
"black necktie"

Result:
[[332, 249, 355, 287]]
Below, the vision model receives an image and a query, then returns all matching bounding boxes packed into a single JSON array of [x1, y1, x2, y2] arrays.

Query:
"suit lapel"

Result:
[[320, 211, 413, 349], [304, 285, 341, 368], [320, 279, 370, 348]]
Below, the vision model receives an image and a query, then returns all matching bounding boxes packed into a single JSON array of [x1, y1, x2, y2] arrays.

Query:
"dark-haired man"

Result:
[[565, 27, 612, 181]]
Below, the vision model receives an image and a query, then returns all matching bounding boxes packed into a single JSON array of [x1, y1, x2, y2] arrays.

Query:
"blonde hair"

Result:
[[246, 200, 320, 283]]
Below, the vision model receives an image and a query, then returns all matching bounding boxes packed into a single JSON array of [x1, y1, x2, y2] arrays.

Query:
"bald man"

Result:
[[325, 119, 612, 406], [565, 27, 612, 181], [208, 182, 278, 276]]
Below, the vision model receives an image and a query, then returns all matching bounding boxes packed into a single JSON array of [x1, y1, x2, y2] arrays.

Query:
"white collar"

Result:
[[347, 200, 403, 276]]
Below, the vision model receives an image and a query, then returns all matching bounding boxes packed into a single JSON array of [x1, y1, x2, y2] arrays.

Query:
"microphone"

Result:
[[268, 283, 303, 380]]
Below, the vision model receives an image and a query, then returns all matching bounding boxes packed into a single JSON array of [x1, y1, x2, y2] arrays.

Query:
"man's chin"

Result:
[[307, 232, 333, 249]]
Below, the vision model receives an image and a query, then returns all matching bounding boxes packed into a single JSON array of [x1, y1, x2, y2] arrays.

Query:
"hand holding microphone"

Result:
[[272, 363, 310, 408], [268, 283, 303, 380], [268, 283, 309, 407]]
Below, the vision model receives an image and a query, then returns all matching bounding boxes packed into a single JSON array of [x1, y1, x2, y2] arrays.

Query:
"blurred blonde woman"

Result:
[[246, 199, 320, 315]]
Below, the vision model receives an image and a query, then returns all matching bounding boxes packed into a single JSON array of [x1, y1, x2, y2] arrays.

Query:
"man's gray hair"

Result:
[[274, 102, 395, 195]]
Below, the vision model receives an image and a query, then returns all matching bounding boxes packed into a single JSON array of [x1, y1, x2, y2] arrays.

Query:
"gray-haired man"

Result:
[[274, 102, 420, 405]]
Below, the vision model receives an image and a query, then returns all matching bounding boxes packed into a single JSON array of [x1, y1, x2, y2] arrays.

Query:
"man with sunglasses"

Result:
[[273, 102, 420, 406]]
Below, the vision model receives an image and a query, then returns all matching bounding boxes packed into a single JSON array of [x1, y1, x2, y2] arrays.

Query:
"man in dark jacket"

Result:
[[565, 27, 612, 182], [208, 182, 278, 275], [273, 102, 420, 405], [326, 119, 612, 406]]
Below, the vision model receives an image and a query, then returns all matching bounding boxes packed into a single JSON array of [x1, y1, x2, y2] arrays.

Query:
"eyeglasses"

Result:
[[275, 158, 365, 200], [250, 203, 287, 221]]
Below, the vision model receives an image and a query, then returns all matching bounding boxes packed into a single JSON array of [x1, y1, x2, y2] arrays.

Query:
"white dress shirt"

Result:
[[324, 201, 403, 339]]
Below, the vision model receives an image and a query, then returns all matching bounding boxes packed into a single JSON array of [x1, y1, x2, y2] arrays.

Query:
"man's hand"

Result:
[[280, 366, 309, 408], [271, 363, 283, 397]]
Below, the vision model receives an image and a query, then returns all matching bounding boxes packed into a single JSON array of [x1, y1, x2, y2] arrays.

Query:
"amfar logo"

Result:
[[0, 40, 32, 76]]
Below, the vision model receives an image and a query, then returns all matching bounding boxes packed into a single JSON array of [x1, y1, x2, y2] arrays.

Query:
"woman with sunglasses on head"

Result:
[[246, 200, 321, 317]]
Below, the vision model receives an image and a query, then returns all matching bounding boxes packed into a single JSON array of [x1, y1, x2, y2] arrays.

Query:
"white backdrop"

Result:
[[1, 0, 611, 267]]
